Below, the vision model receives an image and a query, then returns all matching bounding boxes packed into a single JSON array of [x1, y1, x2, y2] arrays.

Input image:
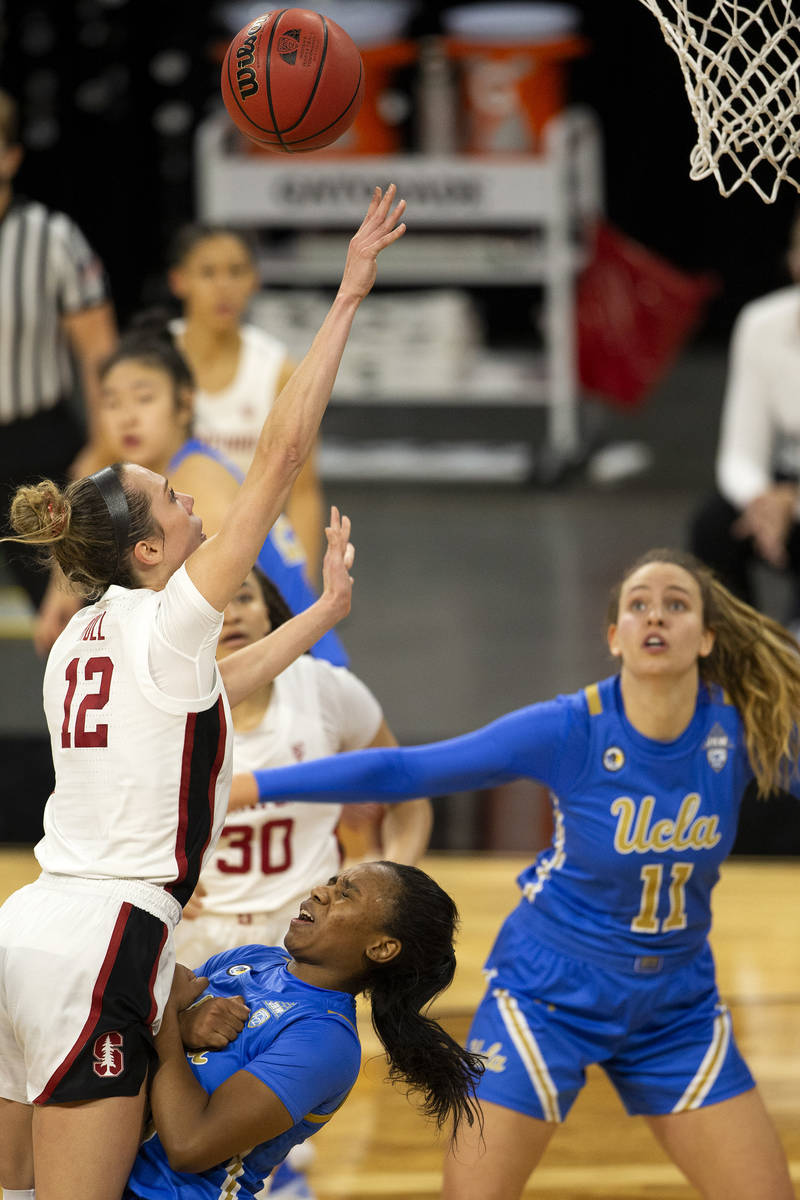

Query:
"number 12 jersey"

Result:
[[38, 565, 232, 906]]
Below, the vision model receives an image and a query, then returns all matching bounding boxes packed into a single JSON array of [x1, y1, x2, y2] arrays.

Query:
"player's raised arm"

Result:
[[185, 186, 405, 614], [218, 507, 354, 709]]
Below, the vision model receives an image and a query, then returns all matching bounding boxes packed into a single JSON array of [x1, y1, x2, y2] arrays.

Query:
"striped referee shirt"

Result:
[[0, 197, 109, 424]]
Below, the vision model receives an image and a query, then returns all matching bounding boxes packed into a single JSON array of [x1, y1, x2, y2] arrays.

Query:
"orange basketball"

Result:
[[221, 9, 365, 153]]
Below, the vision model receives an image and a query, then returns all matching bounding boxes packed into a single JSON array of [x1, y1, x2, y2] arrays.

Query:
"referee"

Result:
[[0, 89, 117, 608]]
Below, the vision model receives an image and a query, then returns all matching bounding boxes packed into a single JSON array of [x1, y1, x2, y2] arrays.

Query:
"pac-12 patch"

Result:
[[703, 723, 731, 772]]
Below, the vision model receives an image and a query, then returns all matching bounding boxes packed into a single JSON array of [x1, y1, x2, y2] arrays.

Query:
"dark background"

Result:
[[1, 0, 797, 329]]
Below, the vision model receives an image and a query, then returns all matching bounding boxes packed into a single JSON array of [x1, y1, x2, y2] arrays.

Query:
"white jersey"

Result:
[[716, 286, 800, 508], [198, 656, 382, 915], [38, 565, 232, 906], [170, 319, 288, 475]]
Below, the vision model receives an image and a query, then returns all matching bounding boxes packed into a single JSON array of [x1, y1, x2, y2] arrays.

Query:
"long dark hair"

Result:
[[608, 547, 800, 795], [361, 862, 484, 1140]]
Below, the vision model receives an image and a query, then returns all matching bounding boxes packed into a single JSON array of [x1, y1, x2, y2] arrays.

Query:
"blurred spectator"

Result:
[[167, 224, 325, 577], [0, 89, 116, 607], [690, 211, 800, 628]]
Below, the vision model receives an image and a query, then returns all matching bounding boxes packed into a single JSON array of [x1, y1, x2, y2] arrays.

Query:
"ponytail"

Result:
[[361, 863, 484, 1139]]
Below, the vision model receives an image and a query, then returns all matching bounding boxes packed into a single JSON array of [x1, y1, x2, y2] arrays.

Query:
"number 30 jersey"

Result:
[[251, 674, 780, 968], [38, 566, 232, 905], [200, 656, 382, 916]]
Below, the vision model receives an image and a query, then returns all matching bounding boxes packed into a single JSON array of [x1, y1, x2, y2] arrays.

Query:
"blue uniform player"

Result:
[[236, 550, 800, 1200], [123, 861, 482, 1200], [126, 945, 359, 1200]]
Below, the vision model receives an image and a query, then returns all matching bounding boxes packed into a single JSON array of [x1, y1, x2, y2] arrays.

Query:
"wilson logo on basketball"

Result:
[[92, 1031, 125, 1078], [235, 18, 265, 99], [277, 30, 300, 65]]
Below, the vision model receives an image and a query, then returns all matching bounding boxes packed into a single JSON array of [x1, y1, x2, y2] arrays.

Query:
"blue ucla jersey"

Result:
[[252, 675, 776, 968], [127, 945, 360, 1200], [511, 675, 750, 968], [169, 439, 348, 667]]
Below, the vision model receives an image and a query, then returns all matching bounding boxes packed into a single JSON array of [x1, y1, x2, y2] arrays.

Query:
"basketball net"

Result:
[[636, 0, 800, 202]]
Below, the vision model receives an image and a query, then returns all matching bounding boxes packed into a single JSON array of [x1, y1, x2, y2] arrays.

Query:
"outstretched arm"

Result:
[[185, 186, 406, 614], [230, 701, 571, 809], [369, 719, 432, 866], [218, 508, 354, 709]]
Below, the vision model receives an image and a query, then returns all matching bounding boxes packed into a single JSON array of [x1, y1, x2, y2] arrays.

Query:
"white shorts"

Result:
[[0, 873, 180, 1105], [173, 895, 303, 971]]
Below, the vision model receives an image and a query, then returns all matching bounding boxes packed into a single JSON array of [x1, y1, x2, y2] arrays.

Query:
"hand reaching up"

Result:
[[339, 184, 406, 302], [321, 506, 355, 623]]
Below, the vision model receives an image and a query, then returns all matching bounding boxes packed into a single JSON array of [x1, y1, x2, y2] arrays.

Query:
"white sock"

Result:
[[2, 1190, 35, 1199]]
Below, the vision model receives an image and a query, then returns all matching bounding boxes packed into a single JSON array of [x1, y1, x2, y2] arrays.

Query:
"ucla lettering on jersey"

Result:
[[514, 675, 750, 971], [250, 671, 757, 973]]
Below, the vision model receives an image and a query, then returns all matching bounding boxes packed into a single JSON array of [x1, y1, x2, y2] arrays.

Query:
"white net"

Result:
[[636, 0, 800, 202]]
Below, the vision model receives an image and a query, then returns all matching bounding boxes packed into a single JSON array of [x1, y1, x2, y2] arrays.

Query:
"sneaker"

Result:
[[268, 1158, 315, 1199]]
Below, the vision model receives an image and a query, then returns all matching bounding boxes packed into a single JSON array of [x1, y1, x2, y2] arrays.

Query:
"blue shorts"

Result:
[[467, 915, 754, 1122]]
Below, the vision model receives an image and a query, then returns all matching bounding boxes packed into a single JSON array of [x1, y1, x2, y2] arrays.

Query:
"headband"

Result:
[[88, 467, 131, 561]]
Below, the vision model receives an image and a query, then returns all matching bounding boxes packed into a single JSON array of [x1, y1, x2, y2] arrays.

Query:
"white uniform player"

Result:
[[170, 319, 287, 476], [0, 563, 231, 1105], [0, 184, 405, 1200], [174, 655, 382, 965]]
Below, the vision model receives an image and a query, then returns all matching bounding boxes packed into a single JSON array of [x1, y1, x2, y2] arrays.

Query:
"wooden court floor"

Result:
[[1, 849, 799, 1198]]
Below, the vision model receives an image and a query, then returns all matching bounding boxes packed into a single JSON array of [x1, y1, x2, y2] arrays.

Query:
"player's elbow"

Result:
[[163, 1139, 216, 1174], [256, 438, 305, 492]]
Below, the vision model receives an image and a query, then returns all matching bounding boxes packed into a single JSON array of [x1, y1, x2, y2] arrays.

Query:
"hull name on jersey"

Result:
[[611, 793, 722, 854], [81, 612, 106, 641]]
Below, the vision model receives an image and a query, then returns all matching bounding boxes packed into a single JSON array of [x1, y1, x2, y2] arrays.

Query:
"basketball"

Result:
[[221, 9, 365, 153]]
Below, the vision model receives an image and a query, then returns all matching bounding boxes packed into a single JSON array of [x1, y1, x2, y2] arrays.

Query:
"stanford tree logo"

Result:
[[93, 1031, 125, 1078]]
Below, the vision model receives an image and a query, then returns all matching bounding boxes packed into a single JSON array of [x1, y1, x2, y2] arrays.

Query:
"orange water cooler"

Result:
[[271, 0, 417, 156], [442, 3, 587, 155]]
